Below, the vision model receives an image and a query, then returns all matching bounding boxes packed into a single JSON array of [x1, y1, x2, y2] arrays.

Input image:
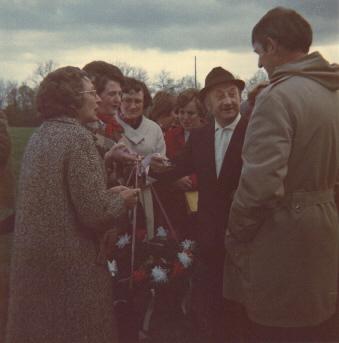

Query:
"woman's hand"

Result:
[[173, 176, 193, 191], [104, 143, 138, 164], [109, 186, 140, 209], [109, 185, 130, 194], [150, 153, 173, 173]]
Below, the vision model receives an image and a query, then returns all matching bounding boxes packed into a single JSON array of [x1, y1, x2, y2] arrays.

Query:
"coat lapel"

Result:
[[218, 116, 248, 185], [203, 123, 218, 182]]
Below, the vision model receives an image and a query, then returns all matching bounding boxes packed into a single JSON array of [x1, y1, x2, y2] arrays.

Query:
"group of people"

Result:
[[1, 6, 339, 343]]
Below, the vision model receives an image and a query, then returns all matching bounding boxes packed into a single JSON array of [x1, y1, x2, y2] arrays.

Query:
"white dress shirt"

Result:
[[214, 113, 241, 177]]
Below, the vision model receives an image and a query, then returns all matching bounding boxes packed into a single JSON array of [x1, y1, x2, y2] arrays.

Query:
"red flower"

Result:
[[171, 261, 185, 278], [132, 270, 147, 282]]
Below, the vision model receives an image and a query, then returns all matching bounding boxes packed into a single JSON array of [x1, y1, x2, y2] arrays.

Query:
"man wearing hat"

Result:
[[151, 67, 249, 342]]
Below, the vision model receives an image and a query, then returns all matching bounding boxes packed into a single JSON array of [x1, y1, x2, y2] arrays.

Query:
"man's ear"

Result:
[[265, 37, 279, 55], [203, 96, 210, 113]]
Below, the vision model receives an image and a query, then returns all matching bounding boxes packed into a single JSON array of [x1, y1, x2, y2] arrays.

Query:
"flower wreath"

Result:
[[107, 157, 196, 290], [108, 226, 195, 288], [107, 158, 196, 339]]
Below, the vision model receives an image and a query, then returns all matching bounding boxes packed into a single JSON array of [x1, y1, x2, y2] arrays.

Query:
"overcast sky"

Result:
[[1, 0, 338, 85]]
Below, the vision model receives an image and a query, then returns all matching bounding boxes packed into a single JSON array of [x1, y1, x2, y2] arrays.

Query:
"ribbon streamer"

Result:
[[129, 159, 140, 289], [150, 183, 178, 242]]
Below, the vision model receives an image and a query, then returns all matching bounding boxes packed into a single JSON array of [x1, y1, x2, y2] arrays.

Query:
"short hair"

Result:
[[122, 77, 152, 110], [148, 91, 176, 121], [36, 66, 87, 120], [177, 88, 206, 117], [82, 61, 124, 95], [252, 7, 312, 53]]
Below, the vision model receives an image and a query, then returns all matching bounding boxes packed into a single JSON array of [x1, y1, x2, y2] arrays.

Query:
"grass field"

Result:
[[1, 127, 35, 340]]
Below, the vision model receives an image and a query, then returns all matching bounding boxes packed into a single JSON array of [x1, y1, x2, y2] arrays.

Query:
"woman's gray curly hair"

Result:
[[36, 66, 89, 119]]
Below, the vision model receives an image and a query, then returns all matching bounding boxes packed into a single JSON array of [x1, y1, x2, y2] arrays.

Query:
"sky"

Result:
[[1, 0, 338, 85]]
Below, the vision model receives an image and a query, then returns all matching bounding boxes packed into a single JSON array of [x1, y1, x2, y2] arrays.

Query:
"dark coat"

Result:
[[153, 116, 248, 262], [164, 126, 197, 187], [153, 126, 198, 238]]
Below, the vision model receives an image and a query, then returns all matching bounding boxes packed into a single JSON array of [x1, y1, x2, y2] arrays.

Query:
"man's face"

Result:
[[97, 80, 122, 116], [121, 90, 144, 120], [253, 40, 276, 77], [77, 78, 100, 124], [204, 83, 241, 127]]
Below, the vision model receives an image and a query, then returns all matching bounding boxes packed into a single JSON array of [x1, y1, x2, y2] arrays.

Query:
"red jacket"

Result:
[[165, 126, 197, 189]]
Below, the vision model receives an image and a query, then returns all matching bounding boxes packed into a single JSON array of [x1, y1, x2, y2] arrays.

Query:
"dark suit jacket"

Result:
[[152, 116, 248, 262]]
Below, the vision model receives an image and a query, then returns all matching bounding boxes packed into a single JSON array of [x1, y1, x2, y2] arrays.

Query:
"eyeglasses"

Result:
[[79, 89, 97, 97]]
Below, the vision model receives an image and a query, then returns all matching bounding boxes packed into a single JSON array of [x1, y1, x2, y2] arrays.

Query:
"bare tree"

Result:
[[17, 83, 35, 111], [243, 69, 268, 100], [0, 79, 6, 108], [175, 75, 201, 92], [114, 61, 149, 83], [152, 70, 177, 93], [29, 60, 59, 87], [1, 81, 18, 108], [152, 71, 200, 94]]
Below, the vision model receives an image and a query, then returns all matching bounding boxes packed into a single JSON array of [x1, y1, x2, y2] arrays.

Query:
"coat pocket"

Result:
[[225, 236, 250, 282]]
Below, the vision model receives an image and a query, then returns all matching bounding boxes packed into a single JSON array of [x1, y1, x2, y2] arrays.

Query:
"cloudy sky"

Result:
[[1, 0, 338, 85]]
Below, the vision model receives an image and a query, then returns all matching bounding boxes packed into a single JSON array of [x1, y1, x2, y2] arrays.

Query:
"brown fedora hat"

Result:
[[199, 67, 245, 100]]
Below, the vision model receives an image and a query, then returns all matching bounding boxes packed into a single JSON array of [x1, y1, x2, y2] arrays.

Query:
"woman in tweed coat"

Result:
[[6, 67, 138, 343]]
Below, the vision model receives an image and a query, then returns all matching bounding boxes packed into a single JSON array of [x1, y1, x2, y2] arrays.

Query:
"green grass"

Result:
[[1, 127, 35, 340], [9, 127, 36, 180]]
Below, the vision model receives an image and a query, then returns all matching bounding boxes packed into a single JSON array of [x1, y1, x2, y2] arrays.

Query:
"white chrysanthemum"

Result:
[[116, 233, 131, 249], [156, 226, 168, 238], [107, 259, 118, 277], [177, 252, 193, 268], [151, 266, 168, 283], [180, 239, 195, 251]]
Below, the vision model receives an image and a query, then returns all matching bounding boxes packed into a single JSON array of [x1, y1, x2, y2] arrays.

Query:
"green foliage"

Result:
[[4, 83, 41, 127], [8, 127, 35, 179]]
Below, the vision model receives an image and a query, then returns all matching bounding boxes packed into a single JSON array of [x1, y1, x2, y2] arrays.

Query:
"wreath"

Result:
[[108, 227, 195, 287], [106, 157, 196, 340]]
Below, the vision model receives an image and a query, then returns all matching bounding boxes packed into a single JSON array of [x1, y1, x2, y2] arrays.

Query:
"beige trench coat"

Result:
[[224, 52, 339, 327]]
